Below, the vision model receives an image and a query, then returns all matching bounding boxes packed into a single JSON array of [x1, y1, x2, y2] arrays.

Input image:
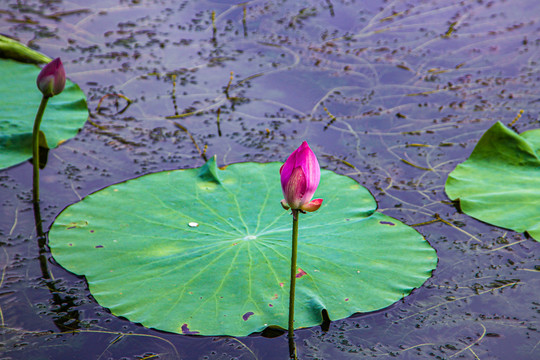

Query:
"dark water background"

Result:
[[1, 0, 539, 359]]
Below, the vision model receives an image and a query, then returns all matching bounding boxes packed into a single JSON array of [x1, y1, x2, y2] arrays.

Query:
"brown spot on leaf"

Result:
[[242, 311, 254, 321], [296, 268, 307, 278], [380, 221, 395, 226], [181, 323, 200, 334]]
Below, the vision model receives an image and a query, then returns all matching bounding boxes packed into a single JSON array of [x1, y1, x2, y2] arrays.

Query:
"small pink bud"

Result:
[[280, 141, 323, 212], [36, 58, 66, 98]]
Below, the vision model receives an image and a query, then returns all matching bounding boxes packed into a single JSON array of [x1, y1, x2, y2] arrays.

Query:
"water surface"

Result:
[[0, 0, 539, 359]]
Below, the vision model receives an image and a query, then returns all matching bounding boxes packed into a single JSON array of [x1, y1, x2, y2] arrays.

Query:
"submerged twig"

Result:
[[242, 5, 248, 37], [322, 106, 337, 130], [216, 108, 222, 136], [0, 248, 7, 327], [400, 158, 433, 171], [443, 21, 458, 38], [410, 218, 441, 227], [87, 121, 144, 147], [174, 122, 208, 162], [410, 214, 484, 243], [448, 324, 486, 358], [399, 280, 520, 322], [211, 10, 217, 43], [406, 143, 431, 148], [508, 109, 524, 127], [224, 337, 259, 359], [62, 330, 179, 358], [321, 154, 356, 169], [488, 239, 527, 252], [225, 71, 234, 99], [171, 74, 179, 117], [96, 93, 132, 115], [325, 0, 335, 17], [44, 9, 91, 20]]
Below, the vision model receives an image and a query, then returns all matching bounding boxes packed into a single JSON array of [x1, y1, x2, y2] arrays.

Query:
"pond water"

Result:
[[1, 0, 539, 359]]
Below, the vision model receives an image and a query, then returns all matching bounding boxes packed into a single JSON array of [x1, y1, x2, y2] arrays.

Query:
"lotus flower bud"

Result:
[[280, 141, 323, 212], [36, 58, 65, 98]]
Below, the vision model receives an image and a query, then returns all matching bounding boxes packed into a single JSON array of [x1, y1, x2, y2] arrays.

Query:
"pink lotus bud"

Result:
[[36, 57, 65, 98], [280, 141, 323, 212]]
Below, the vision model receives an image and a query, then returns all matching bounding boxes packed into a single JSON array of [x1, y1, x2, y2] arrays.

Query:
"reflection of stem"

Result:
[[32, 96, 49, 204], [288, 209, 299, 360], [33, 201, 44, 239], [32, 202, 81, 332], [33, 202, 49, 279]]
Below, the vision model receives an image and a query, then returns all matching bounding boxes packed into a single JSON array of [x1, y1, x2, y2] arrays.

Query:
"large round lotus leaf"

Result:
[[446, 121, 540, 241], [0, 58, 88, 170], [49, 158, 437, 336]]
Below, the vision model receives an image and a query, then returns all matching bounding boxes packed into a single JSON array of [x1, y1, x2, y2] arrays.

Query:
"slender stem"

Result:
[[288, 209, 299, 360], [32, 96, 49, 203], [33, 201, 50, 280]]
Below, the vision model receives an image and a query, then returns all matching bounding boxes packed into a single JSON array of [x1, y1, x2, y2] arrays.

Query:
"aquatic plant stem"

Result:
[[32, 95, 49, 203], [288, 209, 299, 360]]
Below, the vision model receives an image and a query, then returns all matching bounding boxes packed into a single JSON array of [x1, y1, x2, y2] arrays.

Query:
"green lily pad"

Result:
[[49, 157, 437, 336], [445, 121, 540, 241], [0, 58, 88, 170], [0, 35, 51, 64]]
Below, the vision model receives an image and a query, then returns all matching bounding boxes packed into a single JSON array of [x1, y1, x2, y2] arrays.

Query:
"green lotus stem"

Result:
[[288, 209, 299, 360], [32, 95, 49, 203], [281, 141, 323, 359], [33, 57, 66, 203]]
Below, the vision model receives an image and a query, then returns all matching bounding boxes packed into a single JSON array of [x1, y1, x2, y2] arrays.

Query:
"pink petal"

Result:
[[280, 145, 300, 188], [301, 198, 323, 212], [284, 166, 306, 209], [295, 143, 320, 202], [280, 141, 323, 210], [36, 58, 66, 97]]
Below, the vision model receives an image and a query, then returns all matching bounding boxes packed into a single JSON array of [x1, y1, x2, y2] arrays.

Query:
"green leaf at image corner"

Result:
[[445, 121, 540, 241], [48, 157, 438, 336], [0, 59, 88, 170], [0, 35, 51, 64]]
